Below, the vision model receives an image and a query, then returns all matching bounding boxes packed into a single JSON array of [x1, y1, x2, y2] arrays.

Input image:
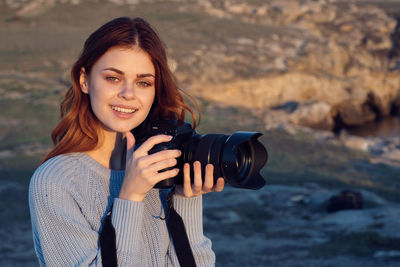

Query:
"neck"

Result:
[[86, 131, 126, 170]]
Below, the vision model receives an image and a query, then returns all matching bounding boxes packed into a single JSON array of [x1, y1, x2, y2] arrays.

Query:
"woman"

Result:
[[29, 17, 224, 266]]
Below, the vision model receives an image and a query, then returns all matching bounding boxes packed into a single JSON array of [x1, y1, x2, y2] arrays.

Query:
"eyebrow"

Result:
[[102, 67, 155, 78], [137, 73, 156, 78]]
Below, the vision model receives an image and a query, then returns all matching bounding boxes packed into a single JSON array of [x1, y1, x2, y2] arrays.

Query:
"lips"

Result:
[[110, 105, 138, 114]]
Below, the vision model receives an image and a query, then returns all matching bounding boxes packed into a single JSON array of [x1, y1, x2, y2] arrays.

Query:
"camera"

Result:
[[135, 120, 268, 190]]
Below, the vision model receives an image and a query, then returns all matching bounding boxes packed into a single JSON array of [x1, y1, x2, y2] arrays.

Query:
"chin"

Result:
[[116, 121, 146, 133], [113, 125, 139, 134], [101, 113, 148, 134]]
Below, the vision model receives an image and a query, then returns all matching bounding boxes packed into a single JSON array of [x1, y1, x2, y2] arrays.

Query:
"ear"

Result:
[[80, 67, 89, 94]]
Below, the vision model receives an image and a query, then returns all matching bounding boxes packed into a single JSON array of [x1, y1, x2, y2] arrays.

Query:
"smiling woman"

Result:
[[78, 47, 157, 169], [28, 17, 224, 266]]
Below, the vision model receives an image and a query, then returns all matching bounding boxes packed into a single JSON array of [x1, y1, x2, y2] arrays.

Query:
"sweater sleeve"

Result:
[[172, 195, 215, 267], [29, 163, 145, 267], [111, 198, 144, 265]]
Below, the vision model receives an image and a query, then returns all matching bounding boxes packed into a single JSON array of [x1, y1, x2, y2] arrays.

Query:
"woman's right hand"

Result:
[[118, 131, 181, 202]]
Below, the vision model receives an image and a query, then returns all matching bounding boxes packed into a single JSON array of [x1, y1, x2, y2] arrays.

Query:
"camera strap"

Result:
[[99, 190, 197, 267], [100, 205, 117, 267], [164, 188, 197, 267]]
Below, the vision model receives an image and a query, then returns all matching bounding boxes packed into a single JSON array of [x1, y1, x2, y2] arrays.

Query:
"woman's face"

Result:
[[81, 46, 156, 134]]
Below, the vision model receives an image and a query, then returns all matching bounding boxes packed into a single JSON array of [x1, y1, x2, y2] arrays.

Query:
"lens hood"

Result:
[[221, 132, 267, 190]]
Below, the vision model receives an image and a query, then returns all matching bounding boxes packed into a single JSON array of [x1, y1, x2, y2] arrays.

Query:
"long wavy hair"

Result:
[[43, 17, 198, 162]]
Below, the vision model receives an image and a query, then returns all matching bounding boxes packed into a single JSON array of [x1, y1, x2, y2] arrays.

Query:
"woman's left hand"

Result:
[[175, 161, 225, 198]]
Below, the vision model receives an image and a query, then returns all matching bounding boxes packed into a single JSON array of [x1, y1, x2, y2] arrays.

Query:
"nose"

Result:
[[118, 81, 136, 100]]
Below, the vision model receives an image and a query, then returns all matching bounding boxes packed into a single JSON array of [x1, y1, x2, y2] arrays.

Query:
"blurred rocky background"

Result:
[[1, 0, 400, 266]]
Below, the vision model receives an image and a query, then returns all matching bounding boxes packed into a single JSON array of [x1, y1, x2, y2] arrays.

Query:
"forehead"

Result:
[[93, 46, 155, 75]]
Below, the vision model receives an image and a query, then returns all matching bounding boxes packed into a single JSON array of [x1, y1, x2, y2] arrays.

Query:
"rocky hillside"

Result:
[[3, 0, 400, 131], [188, 0, 400, 132]]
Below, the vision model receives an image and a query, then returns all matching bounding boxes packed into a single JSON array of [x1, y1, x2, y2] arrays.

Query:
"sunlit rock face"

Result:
[[183, 0, 400, 131]]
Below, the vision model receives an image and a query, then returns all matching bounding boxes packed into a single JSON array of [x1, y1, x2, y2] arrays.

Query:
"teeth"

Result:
[[111, 106, 137, 114]]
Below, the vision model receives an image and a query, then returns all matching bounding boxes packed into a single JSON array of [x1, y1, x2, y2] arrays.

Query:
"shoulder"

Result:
[[29, 153, 88, 200], [31, 153, 85, 185]]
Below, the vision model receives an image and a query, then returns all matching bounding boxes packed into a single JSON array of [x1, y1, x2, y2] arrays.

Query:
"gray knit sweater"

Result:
[[29, 152, 215, 266]]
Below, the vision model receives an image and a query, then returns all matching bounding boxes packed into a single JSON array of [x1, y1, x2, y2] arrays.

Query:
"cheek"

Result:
[[87, 84, 111, 114], [88, 81, 113, 102], [143, 90, 156, 108]]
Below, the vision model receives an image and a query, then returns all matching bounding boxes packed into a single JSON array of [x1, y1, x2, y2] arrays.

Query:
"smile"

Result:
[[111, 105, 138, 114]]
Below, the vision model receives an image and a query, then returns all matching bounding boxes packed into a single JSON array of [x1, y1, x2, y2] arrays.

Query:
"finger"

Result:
[[126, 132, 135, 150], [202, 164, 214, 192], [147, 158, 178, 173], [135, 135, 173, 155], [183, 163, 192, 196], [142, 149, 181, 166], [152, 168, 180, 184], [125, 131, 135, 162], [192, 161, 202, 194], [213, 177, 225, 192]]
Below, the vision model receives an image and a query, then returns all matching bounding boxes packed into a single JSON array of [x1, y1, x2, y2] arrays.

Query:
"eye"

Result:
[[137, 81, 153, 88], [105, 76, 120, 83]]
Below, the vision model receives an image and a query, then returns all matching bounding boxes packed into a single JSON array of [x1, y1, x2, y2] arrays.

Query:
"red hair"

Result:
[[43, 17, 198, 163]]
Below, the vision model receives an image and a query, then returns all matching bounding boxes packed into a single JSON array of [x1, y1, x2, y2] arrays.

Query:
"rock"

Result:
[[392, 92, 400, 116], [289, 101, 334, 130], [374, 250, 400, 258], [108, 0, 124, 5], [367, 91, 392, 117], [232, 37, 255, 46], [272, 101, 299, 113], [5, 0, 27, 9], [289, 194, 306, 205], [316, 209, 375, 232], [6, 91, 26, 100], [14, 0, 55, 19], [184, 0, 400, 133], [326, 190, 363, 213], [264, 110, 290, 130], [167, 57, 178, 73], [381, 149, 400, 163], [226, 3, 248, 15], [334, 99, 376, 127], [125, 0, 140, 4], [340, 133, 371, 151], [0, 150, 15, 159]]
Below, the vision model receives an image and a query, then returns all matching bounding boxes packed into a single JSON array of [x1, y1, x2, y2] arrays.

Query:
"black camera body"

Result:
[[138, 120, 268, 190]]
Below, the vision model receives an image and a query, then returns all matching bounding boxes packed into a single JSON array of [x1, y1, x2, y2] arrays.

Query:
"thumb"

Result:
[[125, 131, 136, 156]]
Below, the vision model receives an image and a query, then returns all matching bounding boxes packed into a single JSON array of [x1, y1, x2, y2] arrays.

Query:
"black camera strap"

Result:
[[99, 190, 197, 267], [100, 205, 117, 267], [164, 188, 197, 267]]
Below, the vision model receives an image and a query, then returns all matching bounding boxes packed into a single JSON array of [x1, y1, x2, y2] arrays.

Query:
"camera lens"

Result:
[[234, 143, 252, 182], [218, 132, 267, 189]]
